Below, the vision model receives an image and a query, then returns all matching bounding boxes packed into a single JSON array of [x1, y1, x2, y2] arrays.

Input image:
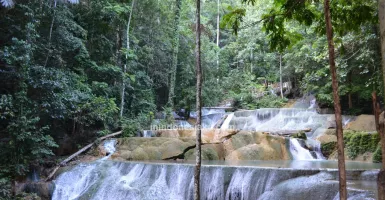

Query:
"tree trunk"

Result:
[[167, 0, 182, 108], [323, 0, 347, 199], [194, 0, 202, 199], [378, 0, 385, 198], [279, 54, 283, 98], [216, 0, 220, 81], [43, 0, 57, 67], [120, 0, 135, 118], [45, 131, 122, 181], [347, 71, 353, 109]]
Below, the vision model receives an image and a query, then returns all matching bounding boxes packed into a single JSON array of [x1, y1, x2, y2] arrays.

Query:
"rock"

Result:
[[185, 143, 225, 160], [259, 172, 346, 200], [291, 131, 307, 140], [113, 137, 196, 160], [317, 134, 337, 158], [108, 130, 291, 161], [22, 181, 55, 200], [154, 128, 238, 143], [223, 131, 290, 160], [317, 108, 334, 114], [316, 134, 337, 144], [345, 115, 376, 132]]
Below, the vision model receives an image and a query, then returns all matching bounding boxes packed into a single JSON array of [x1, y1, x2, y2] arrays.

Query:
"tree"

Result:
[[120, 0, 136, 118], [279, 53, 283, 98], [323, 0, 347, 198], [167, 0, 182, 108], [377, 0, 385, 198], [194, 0, 202, 199]]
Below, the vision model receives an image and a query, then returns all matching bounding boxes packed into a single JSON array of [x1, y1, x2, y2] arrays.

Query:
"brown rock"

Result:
[[345, 115, 376, 132]]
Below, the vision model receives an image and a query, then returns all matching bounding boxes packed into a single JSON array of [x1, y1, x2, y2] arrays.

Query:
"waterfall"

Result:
[[221, 113, 234, 129], [52, 161, 378, 200], [202, 113, 226, 128], [289, 139, 315, 160], [308, 98, 317, 109], [143, 130, 154, 138]]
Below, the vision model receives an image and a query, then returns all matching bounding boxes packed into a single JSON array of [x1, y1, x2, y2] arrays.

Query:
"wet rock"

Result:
[[317, 134, 337, 144], [22, 181, 55, 200], [185, 143, 225, 160], [223, 131, 290, 160], [113, 137, 196, 160], [258, 172, 339, 200], [291, 131, 307, 140], [345, 115, 376, 132]]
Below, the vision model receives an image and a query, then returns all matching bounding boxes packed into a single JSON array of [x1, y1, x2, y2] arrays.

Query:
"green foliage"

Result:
[[0, 178, 11, 200], [121, 112, 154, 137], [321, 141, 337, 158], [343, 131, 380, 159], [373, 144, 383, 163]]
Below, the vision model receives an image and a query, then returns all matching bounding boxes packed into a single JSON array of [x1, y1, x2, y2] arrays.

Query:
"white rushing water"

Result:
[[52, 162, 377, 200], [289, 139, 317, 160]]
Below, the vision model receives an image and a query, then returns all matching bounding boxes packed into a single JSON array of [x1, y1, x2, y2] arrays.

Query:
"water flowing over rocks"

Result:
[[51, 161, 378, 200], [50, 105, 383, 200]]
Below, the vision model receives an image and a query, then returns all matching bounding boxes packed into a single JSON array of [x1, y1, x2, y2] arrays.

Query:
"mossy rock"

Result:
[[343, 131, 380, 160], [292, 131, 307, 140], [321, 142, 337, 158]]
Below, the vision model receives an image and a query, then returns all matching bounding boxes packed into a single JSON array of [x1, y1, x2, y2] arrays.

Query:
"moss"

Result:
[[343, 131, 380, 160], [373, 144, 383, 163], [291, 131, 307, 140], [321, 142, 337, 158]]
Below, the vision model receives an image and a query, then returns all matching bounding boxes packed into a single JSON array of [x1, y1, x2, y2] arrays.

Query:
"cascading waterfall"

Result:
[[221, 113, 234, 130], [52, 161, 377, 200], [289, 138, 317, 160]]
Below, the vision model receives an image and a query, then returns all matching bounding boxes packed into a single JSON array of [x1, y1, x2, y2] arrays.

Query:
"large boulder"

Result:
[[185, 143, 225, 160], [345, 115, 376, 132], [112, 137, 195, 160], [107, 130, 291, 161], [154, 129, 238, 143], [223, 131, 291, 160]]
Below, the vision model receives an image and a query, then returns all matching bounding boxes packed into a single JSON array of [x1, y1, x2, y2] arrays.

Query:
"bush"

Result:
[[121, 112, 154, 137], [373, 144, 383, 163], [0, 178, 11, 200], [343, 131, 380, 159]]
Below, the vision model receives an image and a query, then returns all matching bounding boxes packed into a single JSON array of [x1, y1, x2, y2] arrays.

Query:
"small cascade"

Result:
[[202, 113, 226, 128], [100, 140, 116, 160], [175, 120, 193, 128], [308, 98, 317, 109], [221, 113, 234, 129], [190, 108, 225, 118], [289, 139, 315, 160], [143, 130, 154, 138], [28, 168, 40, 182]]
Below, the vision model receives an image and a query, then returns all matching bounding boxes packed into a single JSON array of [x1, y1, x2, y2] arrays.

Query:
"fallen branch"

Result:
[[45, 131, 122, 181]]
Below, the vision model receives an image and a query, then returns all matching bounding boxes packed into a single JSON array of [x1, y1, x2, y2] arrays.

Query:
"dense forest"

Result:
[[0, 0, 385, 199]]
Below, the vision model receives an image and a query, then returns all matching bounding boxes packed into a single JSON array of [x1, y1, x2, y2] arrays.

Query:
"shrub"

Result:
[[373, 144, 382, 163]]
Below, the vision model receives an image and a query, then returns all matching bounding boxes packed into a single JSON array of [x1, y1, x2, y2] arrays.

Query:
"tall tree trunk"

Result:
[[216, 0, 220, 81], [323, 0, 347, 199], [348, 71, 353, 109], [279, 54, 283, 98], [43, 0, 57, 67], [167, 0, 182, 108], [120, 0, 135, 118], [194, 0, 202, 199], [378, 0, 385, 199]]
